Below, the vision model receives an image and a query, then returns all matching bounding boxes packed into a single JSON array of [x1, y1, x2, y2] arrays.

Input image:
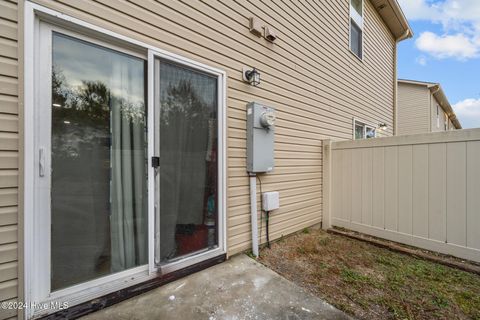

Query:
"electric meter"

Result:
[[246, 102, 276, 173], [260, 111, 276, 128]]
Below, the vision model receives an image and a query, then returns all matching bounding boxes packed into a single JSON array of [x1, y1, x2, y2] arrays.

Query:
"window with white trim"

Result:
[[350, 0, 363, 59], [354, 120, 376, 139]]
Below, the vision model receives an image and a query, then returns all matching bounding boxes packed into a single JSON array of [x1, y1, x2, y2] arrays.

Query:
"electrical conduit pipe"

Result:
[[249, 174, 259, 257]]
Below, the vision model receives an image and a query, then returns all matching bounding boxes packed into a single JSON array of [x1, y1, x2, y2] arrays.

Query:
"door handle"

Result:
[[151, 156, 160, 169], [39, 147, 45, 177]]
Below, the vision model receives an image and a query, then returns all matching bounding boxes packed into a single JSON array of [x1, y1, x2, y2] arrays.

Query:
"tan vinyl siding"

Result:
[[1, 0, 398, 313], [0, 0, 398, 310], [397, 82, 430, 135], [0, 0, 19, 315], [10, 0, 395, 263]]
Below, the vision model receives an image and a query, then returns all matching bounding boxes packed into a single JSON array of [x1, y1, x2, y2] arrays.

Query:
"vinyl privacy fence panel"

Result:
[[326, 129, 480, 263]]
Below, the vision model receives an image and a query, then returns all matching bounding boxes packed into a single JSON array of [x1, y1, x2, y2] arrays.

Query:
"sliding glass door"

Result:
[[44, 31, 222, 289], [30, 17, 224, 314], [154, 59, 219, 264], [49, 32, 148, 290]]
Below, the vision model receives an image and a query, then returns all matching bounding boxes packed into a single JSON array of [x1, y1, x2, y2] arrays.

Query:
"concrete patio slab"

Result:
[[82, 254, 351, 320]]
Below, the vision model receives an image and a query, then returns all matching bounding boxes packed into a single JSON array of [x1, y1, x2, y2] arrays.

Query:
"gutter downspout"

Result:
[[393, 29, 412, 136], [249, 174, 259, 257]]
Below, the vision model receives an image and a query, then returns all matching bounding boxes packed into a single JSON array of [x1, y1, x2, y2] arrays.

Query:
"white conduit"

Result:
[[249, 175, 259, 257]]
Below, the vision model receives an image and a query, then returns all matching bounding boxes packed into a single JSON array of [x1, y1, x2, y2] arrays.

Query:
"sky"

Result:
[[397, 0, 480, 128]]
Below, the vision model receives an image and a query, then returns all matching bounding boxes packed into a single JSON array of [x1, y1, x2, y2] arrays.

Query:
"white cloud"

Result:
[[415, 32, 478, 60], [415, 55, 428, 66], [398, 1, 439, 21], [452, 98, 480, 128], [398, 0, 480, 60], [399, 0, 480, 27]]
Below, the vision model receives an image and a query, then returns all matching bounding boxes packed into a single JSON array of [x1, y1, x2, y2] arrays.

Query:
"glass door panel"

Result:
[[50, 32, 148, 290], [155, 59, 218, 263]]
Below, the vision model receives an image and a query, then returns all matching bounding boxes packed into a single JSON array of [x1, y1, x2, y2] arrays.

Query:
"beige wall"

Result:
[[0, 0, 20, 317], [397, 82, 430, 135], [326, 129, 480, 263], [398, 82, 457, 135], [0, 0, 397, 315]]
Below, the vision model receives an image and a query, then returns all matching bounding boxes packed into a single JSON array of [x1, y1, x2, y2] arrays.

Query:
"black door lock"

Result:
[[151, 156, 160, 168]]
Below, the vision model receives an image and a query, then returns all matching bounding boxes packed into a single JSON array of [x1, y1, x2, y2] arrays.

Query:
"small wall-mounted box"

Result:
[[246, 102, 276, 173], [249, 17, 262, 37], [264, 26, 277, 42], [262, 192, 280, 211]]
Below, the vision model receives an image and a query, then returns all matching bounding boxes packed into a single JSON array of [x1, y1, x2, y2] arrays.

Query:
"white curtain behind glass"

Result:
[[110, 54, 148, 272], [157, 60, 218, 261]]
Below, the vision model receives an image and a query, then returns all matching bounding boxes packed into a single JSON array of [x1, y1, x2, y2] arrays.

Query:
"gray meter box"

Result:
[[246, 102, 276, 173]]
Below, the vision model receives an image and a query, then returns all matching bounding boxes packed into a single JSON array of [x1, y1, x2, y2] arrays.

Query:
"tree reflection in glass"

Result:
[[51, 33, 147, 291], [157, 60, 218, 262]]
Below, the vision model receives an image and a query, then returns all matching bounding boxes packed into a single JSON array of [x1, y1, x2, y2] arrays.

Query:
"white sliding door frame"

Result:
[[24, 2, 227, 319], [150, 50, 226, 275]]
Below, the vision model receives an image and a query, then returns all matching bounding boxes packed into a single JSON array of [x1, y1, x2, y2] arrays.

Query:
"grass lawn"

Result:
[[258, 229, 480, 320]]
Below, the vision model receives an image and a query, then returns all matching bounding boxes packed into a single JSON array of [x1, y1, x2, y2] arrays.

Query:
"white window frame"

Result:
[[24, 2, 227, 319], [349, 0, 364, 60], [353, 118, 376, 140]]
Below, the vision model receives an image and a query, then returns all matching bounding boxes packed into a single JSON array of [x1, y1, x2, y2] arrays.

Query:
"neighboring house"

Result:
[[0, 0, 411, 318], [397, 79, 462, 136]]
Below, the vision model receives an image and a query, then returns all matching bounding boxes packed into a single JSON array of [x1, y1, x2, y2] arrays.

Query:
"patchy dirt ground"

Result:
[[258, 229, 480, 320]]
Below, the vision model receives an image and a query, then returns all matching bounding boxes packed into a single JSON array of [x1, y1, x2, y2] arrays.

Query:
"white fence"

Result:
[[322, 129, 480, 263]]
